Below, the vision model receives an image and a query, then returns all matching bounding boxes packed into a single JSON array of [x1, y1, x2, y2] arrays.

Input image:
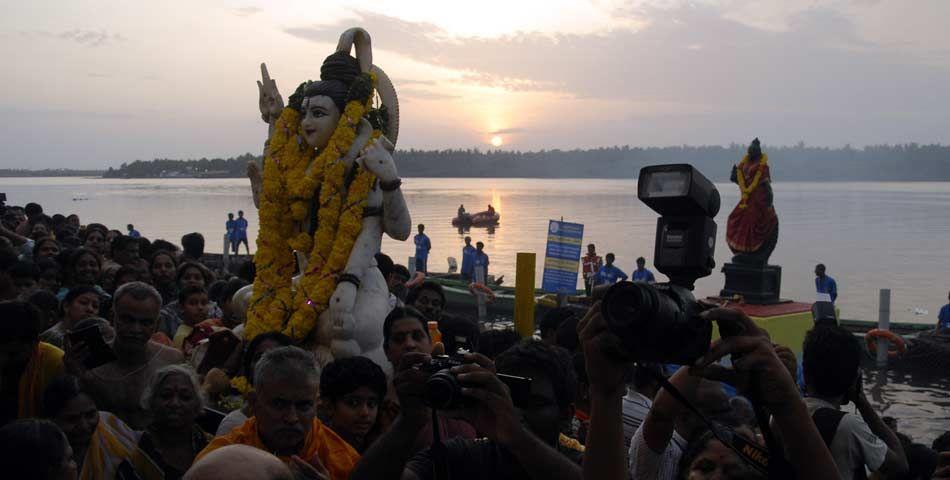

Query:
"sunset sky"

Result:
[[2, 0, 949, 169]]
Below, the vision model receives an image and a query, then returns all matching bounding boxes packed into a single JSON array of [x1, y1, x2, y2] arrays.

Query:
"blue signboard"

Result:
[[542, 220, 584, 294]]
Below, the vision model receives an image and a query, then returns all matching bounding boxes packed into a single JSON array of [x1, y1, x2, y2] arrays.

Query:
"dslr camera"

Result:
[[421, 353, 532, 410], [601, 164, 720, 364], [422, 354, 471, 410]]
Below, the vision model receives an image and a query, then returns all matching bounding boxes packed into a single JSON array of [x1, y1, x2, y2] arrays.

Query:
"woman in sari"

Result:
[[40, 286, 101, 349], [138, 365, 211, 480], [0, 301, 64, 424], [43, 375, 163, 480]]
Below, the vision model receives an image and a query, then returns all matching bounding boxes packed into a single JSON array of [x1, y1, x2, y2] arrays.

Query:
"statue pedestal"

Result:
[[720, 263, 783, 304]]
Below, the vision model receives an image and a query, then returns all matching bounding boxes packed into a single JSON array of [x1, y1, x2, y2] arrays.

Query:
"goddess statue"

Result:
[[239, 28, 410, 373], [726, 138, 778, 265]]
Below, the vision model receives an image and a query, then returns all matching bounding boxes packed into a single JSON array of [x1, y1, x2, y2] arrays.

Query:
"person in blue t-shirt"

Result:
[[631, 256, 656, 283], [814, 263, 838, 303], [473, 241, 489, 282], [225, 212, 237, 253], [414, 224, 431, 274], [595, 253, 627, 285], [460, 236, 476, 281], [937, 290, 950, 332], [126, 224, 141, 238], [233, 210, 250, 255]]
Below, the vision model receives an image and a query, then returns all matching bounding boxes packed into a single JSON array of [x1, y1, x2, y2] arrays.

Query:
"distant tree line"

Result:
[[0, 168, 103, 177], [102, 153, 258, 178], [27, 143, 950, 181]]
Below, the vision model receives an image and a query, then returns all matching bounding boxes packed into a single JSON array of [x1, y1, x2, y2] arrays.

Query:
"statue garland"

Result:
[[245, 74, 380, 342], [735, 153, 768, 209]]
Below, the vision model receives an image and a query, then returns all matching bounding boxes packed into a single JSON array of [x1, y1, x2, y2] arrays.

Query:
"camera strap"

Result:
[[648, 371, 794, 478], [430, 408, 450, 480]]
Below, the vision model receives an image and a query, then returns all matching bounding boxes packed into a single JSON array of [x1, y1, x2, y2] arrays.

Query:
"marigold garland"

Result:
[[736, 153, 768, 209], [246, 74, 382, 343]]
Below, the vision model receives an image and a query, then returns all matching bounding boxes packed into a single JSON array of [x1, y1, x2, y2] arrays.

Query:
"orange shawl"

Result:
[[196, 417, 359, 480], [17, 342, 64, 418]]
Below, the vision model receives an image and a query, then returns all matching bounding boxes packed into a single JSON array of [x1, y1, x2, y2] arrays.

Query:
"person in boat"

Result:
[[460, 236, 476, 281], [594, 253, 627, 286], [457, 204, 466, 218], [815, 263, 838, 303], [631, 256, 656, 283], [473, 241, 489, 283], [413, 224, 431, 275], [937, 290, 950, 333], [487, 204, 495, 216]]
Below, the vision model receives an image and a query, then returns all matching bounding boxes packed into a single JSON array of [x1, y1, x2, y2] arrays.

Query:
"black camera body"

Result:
[[421, 354, 533, 411], [602, 164, 720, 364], [602, 281, 711, 364], [422, 354, 471, 410]]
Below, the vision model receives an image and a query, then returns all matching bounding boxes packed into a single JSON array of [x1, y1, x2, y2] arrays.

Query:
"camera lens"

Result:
[[425, 370, 462, 410], [602, 281, 680, 332], [601, 281, 711, 363]]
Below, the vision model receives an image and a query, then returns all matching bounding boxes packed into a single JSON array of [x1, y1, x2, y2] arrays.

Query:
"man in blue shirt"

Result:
[[631, 257, 656, 283], [815, 263, 838, 303], [937, 290, 950, 332], [473, 241, 489, 282], [414, 224, 431, 274], [225, 213, 237, 254], [460, 236, 476, 281], [596, 253, 628, 285], [234, 210, 250, 255], [126, 224, 141, 238]]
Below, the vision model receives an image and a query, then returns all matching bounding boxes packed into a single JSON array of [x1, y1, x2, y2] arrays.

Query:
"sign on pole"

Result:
[[542, 220, 584, 294]]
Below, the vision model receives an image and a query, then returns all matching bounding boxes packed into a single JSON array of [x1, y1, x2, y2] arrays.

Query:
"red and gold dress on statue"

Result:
[[727, 154, 778, 256]]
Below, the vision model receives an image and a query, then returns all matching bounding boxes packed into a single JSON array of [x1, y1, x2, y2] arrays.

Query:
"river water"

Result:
[[3, 176, 948, 444]]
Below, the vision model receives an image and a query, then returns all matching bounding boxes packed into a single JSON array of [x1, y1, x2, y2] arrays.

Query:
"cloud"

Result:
[[399, 88, 461, 101], [394, 78, 437, 86], [22, 29, 126, 47], [489, 127, 527, 135], [233, 6, 263, 17], [285, 6, 949, 118]]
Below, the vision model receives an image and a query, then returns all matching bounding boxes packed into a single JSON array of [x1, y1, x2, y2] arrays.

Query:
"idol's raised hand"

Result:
[[257, 63, 284, 124]]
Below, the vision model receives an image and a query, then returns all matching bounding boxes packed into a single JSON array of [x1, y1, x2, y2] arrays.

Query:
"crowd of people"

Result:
[[1, 199, 949, 480]]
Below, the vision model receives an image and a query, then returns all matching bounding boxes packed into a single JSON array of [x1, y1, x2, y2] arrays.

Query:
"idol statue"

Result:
[[726, 138, 778, 265], [239, 28, 410, 373]]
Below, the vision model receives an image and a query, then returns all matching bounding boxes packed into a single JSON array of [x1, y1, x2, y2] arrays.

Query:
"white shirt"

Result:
[[628, 420, 687, 480], [804, 396, 888, 479], [216, 408, 248, 436], [622, 388, 652, 450]]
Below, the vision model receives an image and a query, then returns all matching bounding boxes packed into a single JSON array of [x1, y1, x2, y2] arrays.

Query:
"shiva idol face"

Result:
[[300, 95, 341, 151]]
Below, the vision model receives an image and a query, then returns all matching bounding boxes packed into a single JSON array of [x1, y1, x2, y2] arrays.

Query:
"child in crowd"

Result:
[[173, 285, 224, 358]]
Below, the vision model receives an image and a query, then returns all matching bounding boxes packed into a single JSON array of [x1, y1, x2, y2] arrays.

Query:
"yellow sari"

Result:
[[81, 412, 164, 480], [17, 342, 64, 418]]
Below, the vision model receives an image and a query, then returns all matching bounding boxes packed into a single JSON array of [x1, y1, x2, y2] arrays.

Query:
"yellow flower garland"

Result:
[[736, 153, 768, 209], [246, 77, 380, 343]]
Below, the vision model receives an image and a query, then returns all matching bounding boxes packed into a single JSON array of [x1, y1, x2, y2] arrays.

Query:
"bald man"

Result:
[[185, 445, 292, 480]]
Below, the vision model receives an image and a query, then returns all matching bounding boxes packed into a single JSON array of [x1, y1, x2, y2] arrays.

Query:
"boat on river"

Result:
[[452, 210, 500, 227]]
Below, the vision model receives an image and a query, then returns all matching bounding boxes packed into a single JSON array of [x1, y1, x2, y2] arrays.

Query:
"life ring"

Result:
[[468, 283, 496, 304], [865, 329, 906, 358]]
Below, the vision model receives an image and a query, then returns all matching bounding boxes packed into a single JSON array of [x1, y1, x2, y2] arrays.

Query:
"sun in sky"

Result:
[[490, 135, 504, 147]]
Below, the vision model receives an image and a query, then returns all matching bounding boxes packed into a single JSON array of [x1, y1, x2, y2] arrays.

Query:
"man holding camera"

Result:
[[802, 325, 907, 479], [351, 339, 583, 480]]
